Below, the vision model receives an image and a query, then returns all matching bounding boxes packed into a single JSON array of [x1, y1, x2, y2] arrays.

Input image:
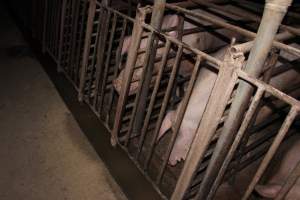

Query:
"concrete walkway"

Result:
[[0, 4, 126, 200]]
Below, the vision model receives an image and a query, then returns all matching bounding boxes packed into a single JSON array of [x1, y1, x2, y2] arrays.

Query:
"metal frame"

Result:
[[23, 0, 300, 199], [111, 2, 300, 200]]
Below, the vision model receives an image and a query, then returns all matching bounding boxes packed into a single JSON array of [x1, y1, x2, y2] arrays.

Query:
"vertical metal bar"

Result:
[[74, 0, 87, 85], [42, 0, 48, 53], [228, 49, 279, 182], [275, 160, 300, 200], [171, 53, 240, 200], [242, 107, 298, 200], [111, 9, 146, 146], [78, 0, 96, 102], [131, 0, 166, 138], [47, 0, 54, 55], [98, 12, 118, 116], [69, 0, 80, 80], [58, 0, 67, 72], [156, 56, 202, 184], [124, 31, 158, 146], [135, 40, 171, 159], [88, 10, 110, 105], [143, 45, 183, 170], [196, 1, 293, 197], [206, 88, 265, 200], [92, 8, 111, 108], [56, 0, 63, 61], [105, 18, 128, 127]]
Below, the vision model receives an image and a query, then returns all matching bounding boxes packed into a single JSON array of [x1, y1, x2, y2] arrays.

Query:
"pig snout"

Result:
[[255, 136, 300, 199]]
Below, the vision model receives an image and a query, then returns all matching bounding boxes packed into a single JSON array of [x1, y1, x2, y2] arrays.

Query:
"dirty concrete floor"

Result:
[[0, 4, 127, 200]]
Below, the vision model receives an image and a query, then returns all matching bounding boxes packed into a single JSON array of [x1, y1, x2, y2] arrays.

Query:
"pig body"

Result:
[[113, 11, 242, 94], [255, 135, 300, 199], [158, 50, 300, 166], [157, 46, 228, 165]]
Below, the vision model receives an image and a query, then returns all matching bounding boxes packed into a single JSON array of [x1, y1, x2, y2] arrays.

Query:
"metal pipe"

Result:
[[111, 8, 146, 146], [232, 31, 295, 53], [171, 50, 243, 200], [196, 0, 294, 199], [166, 3, 300, 57], [132, 0, 166, 138], [242, 108, 298, 200], [275, 160, 300, 200]]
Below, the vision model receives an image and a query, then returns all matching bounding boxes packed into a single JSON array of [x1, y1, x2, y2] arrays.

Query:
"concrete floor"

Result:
[[0, 5, 127, 200]]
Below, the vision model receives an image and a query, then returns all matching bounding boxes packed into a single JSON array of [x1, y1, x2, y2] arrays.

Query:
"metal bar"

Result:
[[136, 40, 172, 159], [58, 0, 68, 72], [232, 0, 300, 21], [105, 18, 128, 126], [233, 31, 296, 53], [111, 9, 146, 146], [227, 49, 279, 182], [124, 31, 157, 146], [86, 9, 105, 104], [92, 7, 111, 108], [237, 70, 300, 108], [207, 88, 265, 200], [42, 0, 48, 53], [140, 22, 222, 66], [98, 12, 118, 115], [242, 108, 298, 200], [78, 0, 96, 102], [192, 0, 300, 36], [171, 51, 240, 200], [143, 45, 183, 170], [165, 3, 300, 57], [156, 56, 202, 184], [74, 0, 88, 85], [69, 0, 81, 81], [275, 160, 300, 200], [196, 1, 294, 198], [131, 0, 166, 141]]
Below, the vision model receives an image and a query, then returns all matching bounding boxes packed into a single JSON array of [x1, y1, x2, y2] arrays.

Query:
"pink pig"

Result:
[[113, 11, 242, 95]]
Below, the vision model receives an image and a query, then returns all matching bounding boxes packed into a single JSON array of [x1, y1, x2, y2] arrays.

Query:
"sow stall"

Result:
[[27, 0, 300, 199]]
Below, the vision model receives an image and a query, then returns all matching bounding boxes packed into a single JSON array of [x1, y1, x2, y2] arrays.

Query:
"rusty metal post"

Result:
[[196, 0, 294, 199], [171, 49, 245, 200], [131, 0, 166, 137]]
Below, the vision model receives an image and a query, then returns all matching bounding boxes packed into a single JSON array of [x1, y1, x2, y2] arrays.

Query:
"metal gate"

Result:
[[77, 0, 136, 131], [110, 3, 300, 200]]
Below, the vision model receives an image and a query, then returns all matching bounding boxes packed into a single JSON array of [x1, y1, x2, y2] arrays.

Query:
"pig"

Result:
[[158, 48, 300, 166], [255, 135, 300, 199], [113, 11, 243, 95], [157, 45, 231, 166]]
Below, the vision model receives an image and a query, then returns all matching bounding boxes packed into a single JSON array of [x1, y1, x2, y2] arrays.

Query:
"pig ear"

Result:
[[121, 36, 131, 55], [157, 111, 175, 142], [255, 184, 282, 199]]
